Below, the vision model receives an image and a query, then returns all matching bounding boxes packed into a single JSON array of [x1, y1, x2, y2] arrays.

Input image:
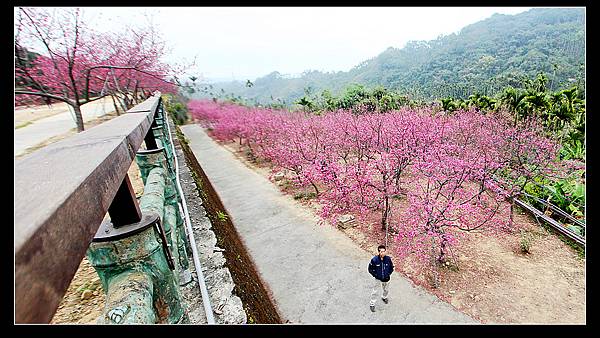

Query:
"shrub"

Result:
[[519, 229, 533, 254]]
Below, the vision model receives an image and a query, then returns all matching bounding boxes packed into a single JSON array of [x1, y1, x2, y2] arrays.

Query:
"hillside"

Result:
[[192, 8, 585, 105]]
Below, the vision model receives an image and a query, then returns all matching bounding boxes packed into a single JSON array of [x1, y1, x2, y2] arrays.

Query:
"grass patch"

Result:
[[519, 229, 534, 254], [15, 121, 33, 129], [293, 191, 317, 200], [279, 179, 293, 190], [75, 280, 100, 293], [216, 210, 229, 222], [441, 259, 460, 272]]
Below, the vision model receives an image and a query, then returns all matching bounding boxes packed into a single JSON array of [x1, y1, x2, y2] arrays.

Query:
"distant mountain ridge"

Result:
[[193, 8, 585, 105]]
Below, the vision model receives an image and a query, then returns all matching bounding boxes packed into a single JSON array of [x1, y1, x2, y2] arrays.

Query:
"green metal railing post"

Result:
[[87, 167, 188, 323], [136, 149, 191, 277], [159, 101, 194, 256], [85, 97, 197, 325], [151, 102, 193, 259]]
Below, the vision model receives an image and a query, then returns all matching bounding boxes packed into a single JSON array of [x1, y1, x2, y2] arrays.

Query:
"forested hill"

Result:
[[193, 8, 585, 105]]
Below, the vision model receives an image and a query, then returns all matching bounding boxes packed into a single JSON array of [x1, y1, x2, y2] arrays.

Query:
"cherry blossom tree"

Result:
[[188, 100, 559, 286], [14, 7, 184, 131]]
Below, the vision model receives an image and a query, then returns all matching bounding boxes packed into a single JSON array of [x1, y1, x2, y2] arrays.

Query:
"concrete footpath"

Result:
[[14, 98, 114, 157], [180, 124, 476, 324]]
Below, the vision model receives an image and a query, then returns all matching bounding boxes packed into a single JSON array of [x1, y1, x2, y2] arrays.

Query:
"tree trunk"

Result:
[[117, 94, 128, 113], [510, 198, 514, 228], [381, 196, 389, 231], [133, 81, 139, 104], [430, 236, 440, 288], [110, 94, 121, 116], [309, 179, 320, 196], [73, 104, 84, 132], [124, 94, 131, 110]]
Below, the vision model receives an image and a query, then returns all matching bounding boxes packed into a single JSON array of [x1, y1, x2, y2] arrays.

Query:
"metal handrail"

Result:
[[514, 197, 585, 246], [164, 111, 215, 324], [14, 94, 161, 323], [489, 174, 585, 246], [520, 192, 585, 228]]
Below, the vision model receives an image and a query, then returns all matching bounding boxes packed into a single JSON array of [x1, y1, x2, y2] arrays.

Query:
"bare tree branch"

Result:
[[14, 90, 73, 104]]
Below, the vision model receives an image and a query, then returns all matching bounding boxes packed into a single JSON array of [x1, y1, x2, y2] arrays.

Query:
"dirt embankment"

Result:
[[178, 131, 282, 324]]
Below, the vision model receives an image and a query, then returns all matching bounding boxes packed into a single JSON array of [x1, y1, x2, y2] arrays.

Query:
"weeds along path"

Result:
[[179, 124, 475, 324]]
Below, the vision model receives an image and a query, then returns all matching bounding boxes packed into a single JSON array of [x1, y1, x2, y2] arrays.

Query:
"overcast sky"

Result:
[[67, 7, 533, 82]]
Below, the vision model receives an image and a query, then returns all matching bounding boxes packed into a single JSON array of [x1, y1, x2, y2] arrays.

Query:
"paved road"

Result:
[[180, 124, 476, 324], [14, 98, 114, 157]]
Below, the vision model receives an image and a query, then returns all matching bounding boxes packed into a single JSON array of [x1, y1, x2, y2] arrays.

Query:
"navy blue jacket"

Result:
[[368, 255, 394, 282]]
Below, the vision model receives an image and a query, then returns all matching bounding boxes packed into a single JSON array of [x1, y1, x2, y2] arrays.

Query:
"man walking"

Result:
[[368, 244, 394, 312]]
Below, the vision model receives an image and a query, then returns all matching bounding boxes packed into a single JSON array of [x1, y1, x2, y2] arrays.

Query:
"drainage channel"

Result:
[[174, 125, 282, 324]]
